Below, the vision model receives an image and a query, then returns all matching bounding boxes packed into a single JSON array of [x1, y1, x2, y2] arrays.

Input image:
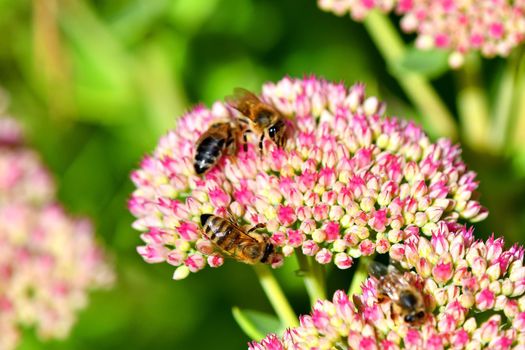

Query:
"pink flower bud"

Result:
[[315, 248, 333, 264], [334, 253, 353, 269]]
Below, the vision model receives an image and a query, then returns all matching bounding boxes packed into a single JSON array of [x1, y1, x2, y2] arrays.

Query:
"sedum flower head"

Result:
[[250, 223, 525, 349], [0, 116, 113, 350], [318, 0, 525, 67], [129, 76, 486, 280]]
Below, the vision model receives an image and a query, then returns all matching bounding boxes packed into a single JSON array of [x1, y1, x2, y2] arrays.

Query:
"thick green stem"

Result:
[[348, 256, 374, 296], [363, 11, 457, 139], [513, 52, 525, 150], [456, 54, 491, 151], [492, 50, 523, 152], [296, 250, 326, 305], [253, 264, 298, 327]]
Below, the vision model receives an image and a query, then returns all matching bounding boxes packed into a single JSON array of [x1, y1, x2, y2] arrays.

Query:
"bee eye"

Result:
[[268, 125, 277, 138], [416, 311, 425, 319], [399, 293, 417, 309], [404, 315, 415, 323]]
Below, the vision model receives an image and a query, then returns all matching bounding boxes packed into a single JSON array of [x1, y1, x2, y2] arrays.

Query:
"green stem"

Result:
[[456, 54, 490, 151], [492, 50, 523, 152], [310, 256, 326, 291], [512, 52, 525, 150], [295, 250, 327, 305], [253, 264, 298, 327], [363, 11, 457, 139], [348, 256, 374, 296]]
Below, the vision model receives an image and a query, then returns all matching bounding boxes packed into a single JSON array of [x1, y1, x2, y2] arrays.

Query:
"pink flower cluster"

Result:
[[129, 76, 486, 280], [0, 116, 23, 147], [0, 116, 113, 349], [318, 0, 525, 67], [250, 222, 525, 349]]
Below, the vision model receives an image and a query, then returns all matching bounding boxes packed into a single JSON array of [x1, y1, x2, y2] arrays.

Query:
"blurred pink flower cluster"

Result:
[[250, 222, 525, 349], [129, 76, 486, 280], [0, 116, 113, 349], [318, 0, 525, 67]]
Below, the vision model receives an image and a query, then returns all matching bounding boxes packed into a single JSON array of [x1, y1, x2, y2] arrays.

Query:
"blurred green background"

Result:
[[0, 0, 524, 349]]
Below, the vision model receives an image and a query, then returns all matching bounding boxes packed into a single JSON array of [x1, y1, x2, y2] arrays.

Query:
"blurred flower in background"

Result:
[[318, 0, 525, 67], [250, 222, 525, 349], [129, 76, 486, 280], [0, 102, 113, 349]]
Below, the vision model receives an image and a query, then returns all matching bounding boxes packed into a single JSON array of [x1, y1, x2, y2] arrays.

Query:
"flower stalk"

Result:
[[492, 49, 524, 152], [348, 255, 373, 296], [456, 54, 491, 151], [363, 10, 457, 139], [253, 264, 298, 328], [296, 250, 326, 304], [512, 52, 525, 150]]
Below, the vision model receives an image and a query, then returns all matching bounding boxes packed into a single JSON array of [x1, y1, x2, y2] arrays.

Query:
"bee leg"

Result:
[[352, 295, 364, 312], [246, 223, 265, 234], [377, 293, 388, 304], [390, 303, 398, 323], [259, 134, 265, 155], [237, 116, 250, 126], [238, 129, 251, 153], [224, 137, 235, 156], [224, 207, 239, 224]]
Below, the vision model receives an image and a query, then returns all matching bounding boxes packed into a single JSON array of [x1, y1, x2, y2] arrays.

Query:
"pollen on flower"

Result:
[[250, 224, 525, 349], [318, 0, 525, 66], [0, 116, 114, 350], [129, 76, 486, 279]]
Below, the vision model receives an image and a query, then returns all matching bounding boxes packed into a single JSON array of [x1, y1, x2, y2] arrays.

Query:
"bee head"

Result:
[[399, 292, 418, 309], [268, 120, 287, 148], [243, 244, 263, 260], [404, 311, 425, 324]]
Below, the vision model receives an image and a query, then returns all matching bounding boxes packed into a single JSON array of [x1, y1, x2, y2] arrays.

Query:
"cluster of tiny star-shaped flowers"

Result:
[[318, 0, 525, 67], [250, 222, 525, 350], [129, 76, 487, 280], [0, 116, 114, 350]]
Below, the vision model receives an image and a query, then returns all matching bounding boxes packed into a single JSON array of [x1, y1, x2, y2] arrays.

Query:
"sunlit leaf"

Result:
[[394, 47, 450, 79], [232, 307, 284, 341]]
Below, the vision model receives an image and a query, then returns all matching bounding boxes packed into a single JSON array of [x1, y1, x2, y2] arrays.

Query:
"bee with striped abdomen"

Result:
[[193, 121, 240, 175], [226, 88, 288, 154], [369, 261, 427, 325], [200, 213, 276, 265]]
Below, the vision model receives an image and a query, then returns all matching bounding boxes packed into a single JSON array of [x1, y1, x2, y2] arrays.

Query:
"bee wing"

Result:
[[195, 122, 229, 144], [226, 88, 262, 116], [368, 261, 389, 278]]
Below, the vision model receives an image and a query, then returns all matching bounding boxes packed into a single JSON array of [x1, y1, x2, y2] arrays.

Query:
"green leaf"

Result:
[[232, 307, 285, 341], [394, 47, 450, 79]]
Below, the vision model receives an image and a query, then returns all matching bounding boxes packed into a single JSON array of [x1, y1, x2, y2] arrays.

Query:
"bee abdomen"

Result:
[[200, 215, 239, 248], [194, 136, 226, 174]]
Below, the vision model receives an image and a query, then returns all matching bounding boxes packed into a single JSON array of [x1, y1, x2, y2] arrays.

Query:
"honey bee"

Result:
[[200, 213, 276, 265], [369, 261, 426, 324], [194, 121, 240, 175], [226, 88, 288, 153]]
